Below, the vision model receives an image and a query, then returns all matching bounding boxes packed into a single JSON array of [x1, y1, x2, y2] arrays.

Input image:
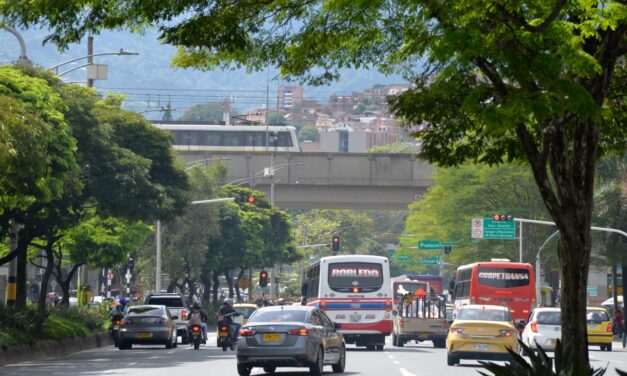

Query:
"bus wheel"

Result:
[[376, 344, 384, 351], [366, 345, 375, 351]]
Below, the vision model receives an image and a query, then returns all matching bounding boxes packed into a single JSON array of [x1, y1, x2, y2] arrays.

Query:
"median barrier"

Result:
[[0, 331, 112, 366]]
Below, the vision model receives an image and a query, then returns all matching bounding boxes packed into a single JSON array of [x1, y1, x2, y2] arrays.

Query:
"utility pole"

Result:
[[87, 36, 94, 87]]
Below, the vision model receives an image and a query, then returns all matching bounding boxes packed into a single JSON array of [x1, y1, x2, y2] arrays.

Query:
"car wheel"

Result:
[[310, 347, 324, 375], [607, 343, 613, 351], [222, 344, 228, 351], [166, 338, 173, 349], [376, 344, 384, 351], [332, 346, 346, 373], [263, 366, 277, 373], [173, 340, 178, 349], [237, 364, 251, 376], [181, 334, 189, 345], [394, 335, 404, 347]]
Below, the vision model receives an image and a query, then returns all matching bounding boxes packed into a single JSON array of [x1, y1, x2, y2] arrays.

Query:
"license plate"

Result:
[[588, 324, 598, 330], [113, 325, 120, 330], [474, 344, 489, 350], [218, 331, 228, 337], [263, 333, 281, 342], [137, 332, 152, 339], [350, 314, 362, 323]]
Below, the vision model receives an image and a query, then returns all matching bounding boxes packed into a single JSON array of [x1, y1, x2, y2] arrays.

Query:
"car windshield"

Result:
[[146, 297, 183, 307], [586, 310, 609, 323], [536, 311, 561, 325], [248, 309, 308, 323], [128, 307, 164, 316], [236, 307, 257, 319], [458, 308, 511, 321]]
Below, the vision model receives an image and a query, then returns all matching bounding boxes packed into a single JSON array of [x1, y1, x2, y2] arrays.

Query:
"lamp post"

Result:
[[2, 26, 32, 66], [48, 48, 138, 83], [155, 197, 235, 293]]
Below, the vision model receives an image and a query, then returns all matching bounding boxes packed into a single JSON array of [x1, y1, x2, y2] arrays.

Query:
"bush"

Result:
[[479, 339, 608, 376], [50, 306, 106, 331], [42, 315, 90, 341]]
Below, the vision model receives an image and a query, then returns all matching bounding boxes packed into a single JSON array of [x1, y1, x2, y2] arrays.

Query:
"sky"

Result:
[[1, 27, 409, 119]]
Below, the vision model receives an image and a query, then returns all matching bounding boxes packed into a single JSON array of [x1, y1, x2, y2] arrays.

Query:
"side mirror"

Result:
[[334, 322, 342, 330], [171, 315, 179, 320]]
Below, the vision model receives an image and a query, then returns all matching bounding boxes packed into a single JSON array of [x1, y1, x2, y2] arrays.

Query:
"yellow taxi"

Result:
[[586, 307, 613, 351], [447, 305, 519, 366], [233, 303, 258, 326]]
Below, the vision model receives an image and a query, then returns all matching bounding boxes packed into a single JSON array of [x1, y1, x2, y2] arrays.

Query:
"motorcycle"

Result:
[[190, 324, 202, 350], [217, 321, 238, 351], [108, 314, 124, 347]]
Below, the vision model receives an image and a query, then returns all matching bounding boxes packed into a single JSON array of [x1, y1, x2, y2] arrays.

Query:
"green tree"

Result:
[[298, 124, 319, 142], [267, 112, 287, 126], [2, 0, 625, 368], [178, 102, 227, 123]]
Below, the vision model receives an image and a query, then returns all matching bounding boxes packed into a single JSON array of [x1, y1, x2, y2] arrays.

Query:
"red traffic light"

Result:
[[247, 196, 255, 204], [493, 214, 513, 221], [260, 271, 267, 278]]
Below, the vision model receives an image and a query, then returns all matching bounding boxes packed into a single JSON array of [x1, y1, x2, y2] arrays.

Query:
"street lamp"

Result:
[[2, 26, 32, 66], [49, 49, 139, 74], [155, 197, 235, 293]]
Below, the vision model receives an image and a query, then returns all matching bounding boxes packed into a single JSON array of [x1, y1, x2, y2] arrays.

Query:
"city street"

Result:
[[3, 336, 626, 376]]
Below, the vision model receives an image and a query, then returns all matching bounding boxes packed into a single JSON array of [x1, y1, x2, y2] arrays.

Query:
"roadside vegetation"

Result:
[[0, 304, 106, 349]]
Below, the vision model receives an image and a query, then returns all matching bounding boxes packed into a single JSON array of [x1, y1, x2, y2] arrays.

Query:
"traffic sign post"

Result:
[[418, 240, 442, 250], [471, 218, 516, 239]]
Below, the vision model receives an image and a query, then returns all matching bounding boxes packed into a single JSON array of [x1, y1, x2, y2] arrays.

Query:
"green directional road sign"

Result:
[[420, 257, 441, 265], [471, 218, 516, 239], [418, 240, 442, 250], [397, 255, 408, 262]]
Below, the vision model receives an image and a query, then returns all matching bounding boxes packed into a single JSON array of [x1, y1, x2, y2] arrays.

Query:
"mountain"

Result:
[[1, 27, 409, 119]]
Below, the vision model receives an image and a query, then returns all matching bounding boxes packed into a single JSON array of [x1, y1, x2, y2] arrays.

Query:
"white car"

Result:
[[521, 308, 561, 351]]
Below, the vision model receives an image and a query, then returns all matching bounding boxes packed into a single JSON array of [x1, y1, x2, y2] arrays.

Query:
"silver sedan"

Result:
[[117, 305, 178, 350], [236, 305, 346, 376]]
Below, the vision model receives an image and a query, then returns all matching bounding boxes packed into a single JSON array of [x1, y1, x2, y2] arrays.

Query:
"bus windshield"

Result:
[[477, 267, 530, 288], [328, 262, 383, 293]]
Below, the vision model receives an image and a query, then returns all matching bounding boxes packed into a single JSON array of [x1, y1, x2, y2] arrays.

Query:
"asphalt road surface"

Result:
[[2, 336, 626, 376]]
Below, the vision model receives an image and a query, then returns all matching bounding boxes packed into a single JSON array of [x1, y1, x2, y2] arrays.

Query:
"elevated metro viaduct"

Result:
[[178, 151, 434, 210]]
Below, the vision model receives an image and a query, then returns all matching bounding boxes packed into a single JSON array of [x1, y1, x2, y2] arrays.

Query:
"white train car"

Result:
[[151, 122, 301, 152]]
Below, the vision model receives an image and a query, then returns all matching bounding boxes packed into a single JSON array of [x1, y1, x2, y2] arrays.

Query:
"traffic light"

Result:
[[331, 236, 341, 253], [235, 194, 256, 204], [493, 214, 514, 221], [259, 270, 268, 287], [443, 245, 453, 255], [247, 195, 255, 204]]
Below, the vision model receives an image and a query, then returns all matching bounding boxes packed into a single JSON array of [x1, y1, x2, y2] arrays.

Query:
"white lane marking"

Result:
[[388, 355, 394, 359], [400, 368, 417, 376], [393, 360, 400, 365]]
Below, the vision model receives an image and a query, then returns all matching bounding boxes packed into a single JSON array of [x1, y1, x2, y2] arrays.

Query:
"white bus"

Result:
[[151, 122, 301, 152], [302, 255, 393, 350]]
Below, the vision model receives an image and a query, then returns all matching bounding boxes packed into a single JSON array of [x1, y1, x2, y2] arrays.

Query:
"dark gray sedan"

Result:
[[117, 305, 178, 350], [236, 305, 346, 376]]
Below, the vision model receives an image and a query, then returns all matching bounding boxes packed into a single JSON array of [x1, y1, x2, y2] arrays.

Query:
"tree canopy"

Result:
[[178, 102, 228, 123]]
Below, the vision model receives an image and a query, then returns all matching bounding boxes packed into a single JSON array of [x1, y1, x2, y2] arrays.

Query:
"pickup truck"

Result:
[[392, 293, 448, 348], [144, 293, 190, 344]]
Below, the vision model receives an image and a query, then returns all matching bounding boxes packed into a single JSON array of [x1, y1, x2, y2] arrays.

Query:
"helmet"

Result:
[[119, 297, 129, 306], [223, 298, 233, 307], [193, 302, 201, 310]]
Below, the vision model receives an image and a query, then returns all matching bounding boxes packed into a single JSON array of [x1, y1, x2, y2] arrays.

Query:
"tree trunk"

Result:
[[235, 268, 246, 302], [201, 271, 211, 304], [212, 270, 220, 305], [38, 245, 55, 309], [15, 234, 29, 307], [166, 278, 178, 293], [59, 264, 81, 306], [225, 270, 234, 298]]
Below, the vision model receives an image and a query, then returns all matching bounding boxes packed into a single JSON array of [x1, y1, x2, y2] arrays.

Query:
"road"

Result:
[[2, 336, 626, 376]]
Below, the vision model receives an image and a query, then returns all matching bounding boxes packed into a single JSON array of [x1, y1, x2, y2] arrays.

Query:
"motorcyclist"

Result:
[[187, 302, 208, 343], [218, 298, 241, 341]]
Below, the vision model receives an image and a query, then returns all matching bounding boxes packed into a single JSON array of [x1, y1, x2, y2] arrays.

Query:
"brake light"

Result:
[[352, 288, 360, 293], [192, 326, 200, 332], [182, 310, 187, 319], [608, 322, 613, 333], [289, 327, 309, 336], [451, 327, 465, 335], [162, 319, 169, 325], [443, 321, 449, 329], [530, 321, 537, 333], [114, 319, 122, 326], [500, 329, 514, 337], [319, 300, 326, 311], [239, 328, 255, 336], [221, 325, 228, 332], [385, 299, 392, 312], [399, 319, 404, 328]]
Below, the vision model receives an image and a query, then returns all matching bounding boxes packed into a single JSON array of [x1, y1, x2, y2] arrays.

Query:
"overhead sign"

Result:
[[587, 286, 598, 297], [418, 240, 442, 250], [471, 218, 516, 239]]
